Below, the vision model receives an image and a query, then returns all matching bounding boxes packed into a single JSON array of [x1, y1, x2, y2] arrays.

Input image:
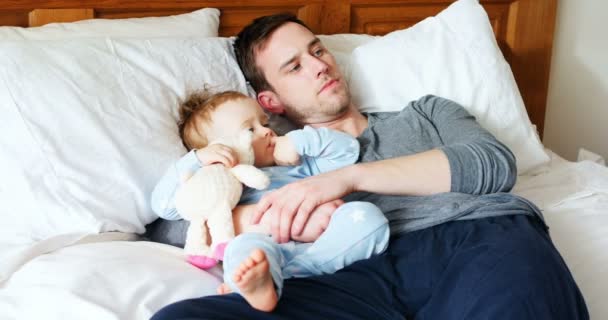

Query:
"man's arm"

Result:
[[253, 95, 516, 243], [339, 94, 516, 196], [346, 95, 516, 196], [416, 95, 517, 194], [347, 148, 451, 196], [252, 149, 450, 242]]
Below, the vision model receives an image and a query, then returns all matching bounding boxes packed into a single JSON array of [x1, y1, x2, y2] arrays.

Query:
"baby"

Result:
[[151, 90, 389, 312]]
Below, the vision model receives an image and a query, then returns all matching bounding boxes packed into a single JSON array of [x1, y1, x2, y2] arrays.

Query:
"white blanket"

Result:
[[1, 150, 606, 319], [0, 239, 222, 320], [513, 151, 608, 318]]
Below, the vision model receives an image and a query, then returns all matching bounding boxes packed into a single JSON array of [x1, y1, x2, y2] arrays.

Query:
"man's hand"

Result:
[[289, 199, 343, 242], [251, 168, 356, 243], [232, 199, 341, 243], [195, 144, 238, 167], [272, 136, 300, 166]]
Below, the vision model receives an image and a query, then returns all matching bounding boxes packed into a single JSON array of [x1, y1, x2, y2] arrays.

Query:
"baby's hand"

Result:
[[273, 136, 300, 166], [195, 144, 238, 167]]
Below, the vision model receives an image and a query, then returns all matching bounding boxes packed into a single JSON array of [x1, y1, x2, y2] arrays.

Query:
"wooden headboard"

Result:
[[0, 0, 556, 136]]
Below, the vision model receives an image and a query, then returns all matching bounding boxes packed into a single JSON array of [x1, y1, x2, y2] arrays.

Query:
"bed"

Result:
[[1, 0, 606, 319]]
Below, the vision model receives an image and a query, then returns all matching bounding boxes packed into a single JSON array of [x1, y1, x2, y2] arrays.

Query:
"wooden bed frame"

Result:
[[0, 0, 557, 136]]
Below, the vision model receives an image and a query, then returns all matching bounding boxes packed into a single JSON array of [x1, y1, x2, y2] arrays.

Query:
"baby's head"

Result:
[[178, 90, 277, 167]]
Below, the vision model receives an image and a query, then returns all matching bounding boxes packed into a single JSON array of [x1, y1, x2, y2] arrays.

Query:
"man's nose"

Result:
[[310, 56, 329, 78]]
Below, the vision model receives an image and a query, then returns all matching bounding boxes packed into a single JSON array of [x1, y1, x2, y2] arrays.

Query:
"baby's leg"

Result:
[[232, 248, 277, 312], [222, 233, 284, 312], [283, 201, 390, 277]]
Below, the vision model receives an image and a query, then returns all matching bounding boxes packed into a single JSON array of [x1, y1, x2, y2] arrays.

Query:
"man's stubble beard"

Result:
[[281, 84, 351, 126]]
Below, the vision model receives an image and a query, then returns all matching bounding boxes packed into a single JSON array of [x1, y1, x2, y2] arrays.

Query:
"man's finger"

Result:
[[291, 201, 315, 236], [279, 194, 305, 243], [251, 195, 272, 224], [278, 205, 296, 244], [270, 206, 281, 242]]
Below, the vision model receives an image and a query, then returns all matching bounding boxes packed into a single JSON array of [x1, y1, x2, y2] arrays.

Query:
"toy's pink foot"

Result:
[[187, 255, 218, 269], [214, 242, 229, 261]]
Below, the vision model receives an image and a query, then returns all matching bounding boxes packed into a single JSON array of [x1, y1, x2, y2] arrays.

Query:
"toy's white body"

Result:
[[175, 131, 269, 268]]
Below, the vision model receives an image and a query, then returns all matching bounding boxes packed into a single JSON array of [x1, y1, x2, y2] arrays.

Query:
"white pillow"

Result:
[[0, 8, 219, 40], [0, 37, 248, 243], [318, 33, 378, 56], [318, 34, 377, 84], [348, 0, 549, 175]]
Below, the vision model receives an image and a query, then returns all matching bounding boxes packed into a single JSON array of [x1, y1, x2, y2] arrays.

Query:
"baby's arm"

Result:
[[285, 126, 360, 174], [150, 150, 201, 220], [273, 136, 301, 166], [151, 144, 239, 220]]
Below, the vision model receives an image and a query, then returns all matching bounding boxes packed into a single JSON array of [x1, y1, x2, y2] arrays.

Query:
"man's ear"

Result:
[[257, 90, 285, 115]]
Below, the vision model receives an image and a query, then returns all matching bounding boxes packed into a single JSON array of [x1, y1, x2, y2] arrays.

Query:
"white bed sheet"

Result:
[[0, 239, 223, 320], [0, 150, 606, 320], [513, 150, 608, 319]]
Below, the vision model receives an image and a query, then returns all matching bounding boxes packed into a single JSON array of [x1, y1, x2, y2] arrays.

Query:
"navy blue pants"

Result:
[[151, 215, 588, 320]]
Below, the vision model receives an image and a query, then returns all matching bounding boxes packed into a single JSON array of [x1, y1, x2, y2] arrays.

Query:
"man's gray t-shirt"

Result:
[[344, 94, 543, 236]]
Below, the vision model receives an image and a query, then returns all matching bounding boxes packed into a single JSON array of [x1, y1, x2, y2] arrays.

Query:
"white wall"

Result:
[[543, 0, 608, 161]]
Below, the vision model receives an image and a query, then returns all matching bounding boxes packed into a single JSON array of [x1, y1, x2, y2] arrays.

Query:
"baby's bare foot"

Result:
[[216, 283, 232, 295], [233, 248, 278, 312]]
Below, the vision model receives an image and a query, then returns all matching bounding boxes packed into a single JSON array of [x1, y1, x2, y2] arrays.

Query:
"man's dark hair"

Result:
[[233, 13, 312, 93]]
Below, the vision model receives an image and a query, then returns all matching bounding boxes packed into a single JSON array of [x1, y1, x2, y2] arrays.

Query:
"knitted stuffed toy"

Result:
[[175, 130, 270, 269]]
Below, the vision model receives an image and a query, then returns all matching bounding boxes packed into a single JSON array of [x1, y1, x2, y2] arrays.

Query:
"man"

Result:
[[152, 14, 588, 320]]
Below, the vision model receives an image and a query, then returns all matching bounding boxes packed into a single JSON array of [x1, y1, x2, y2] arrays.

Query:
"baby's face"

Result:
[[206, 97, 277, 167]]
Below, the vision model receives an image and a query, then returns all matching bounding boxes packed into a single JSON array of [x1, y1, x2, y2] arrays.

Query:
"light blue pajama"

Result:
[[222, 201, 389, 297], [151, 126, 363, 220]]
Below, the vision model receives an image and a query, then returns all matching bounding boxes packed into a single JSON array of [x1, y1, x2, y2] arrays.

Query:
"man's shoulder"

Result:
[[411, 94, 467, 113], [364, 110, 400, 120], [401, 94, 469, 120], [364, 94, 470, 130], [365, 94, 455, 115]]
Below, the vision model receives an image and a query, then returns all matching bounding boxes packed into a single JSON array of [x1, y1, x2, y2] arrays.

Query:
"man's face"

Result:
[[255, 22, 351, 125]]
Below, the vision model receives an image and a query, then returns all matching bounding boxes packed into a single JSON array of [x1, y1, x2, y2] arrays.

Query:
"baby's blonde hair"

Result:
[[178, 90, 249, 151]]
